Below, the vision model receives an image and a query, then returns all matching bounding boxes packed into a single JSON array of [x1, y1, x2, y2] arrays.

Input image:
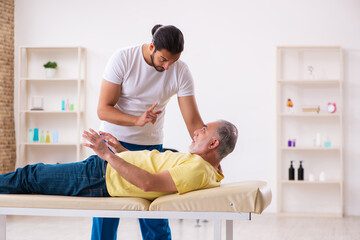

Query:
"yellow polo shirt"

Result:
[[105, 150, 224, 200]]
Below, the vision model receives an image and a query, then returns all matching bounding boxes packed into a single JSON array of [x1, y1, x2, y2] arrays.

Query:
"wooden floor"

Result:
[[5, 213, 360, 240]]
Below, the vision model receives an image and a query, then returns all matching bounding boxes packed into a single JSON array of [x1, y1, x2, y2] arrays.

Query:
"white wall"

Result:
[[14, 0, 360, 215]]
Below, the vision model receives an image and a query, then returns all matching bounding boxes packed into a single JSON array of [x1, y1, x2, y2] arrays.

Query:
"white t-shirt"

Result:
[[99, 45, 195, 145]]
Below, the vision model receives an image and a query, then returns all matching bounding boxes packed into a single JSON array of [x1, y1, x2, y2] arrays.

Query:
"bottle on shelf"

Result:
[[40, 130, 45, 143], [61, 98, 65, 111], [287, 138, 292, 147], [324, 137, 332, 148], [53, 130, 59, 143], [66, 98, 70, 111], [33, 128, 39, 142], [298, 161, 304, 180], [289, 161, 295, 180], [45, 131, 51, 143], [28, 129, 33, 143], [286, 98, 294, 113]]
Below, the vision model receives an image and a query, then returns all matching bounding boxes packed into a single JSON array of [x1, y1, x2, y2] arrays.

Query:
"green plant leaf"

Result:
[[43, 61, 57, 68]]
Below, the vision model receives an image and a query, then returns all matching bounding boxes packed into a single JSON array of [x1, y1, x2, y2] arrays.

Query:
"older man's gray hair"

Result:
[[215, 120, 238, 160]]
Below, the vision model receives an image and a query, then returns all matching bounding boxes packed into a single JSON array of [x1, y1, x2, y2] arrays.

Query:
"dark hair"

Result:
[[215, 120, 238, 160], [151, 24, 184, 55]]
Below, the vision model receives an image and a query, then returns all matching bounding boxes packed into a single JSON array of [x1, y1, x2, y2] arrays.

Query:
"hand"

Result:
[[135, 103, 162, 127], [82, 129, 112, 160], [99, 131, 128, 153]]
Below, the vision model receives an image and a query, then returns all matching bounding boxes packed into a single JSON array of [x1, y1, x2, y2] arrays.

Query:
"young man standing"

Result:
[[95, 25, 204, 240]]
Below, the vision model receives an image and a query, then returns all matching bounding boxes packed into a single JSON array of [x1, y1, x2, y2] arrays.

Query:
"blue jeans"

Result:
[[91, 141, 171, 240], [0, 155, 109, 197]]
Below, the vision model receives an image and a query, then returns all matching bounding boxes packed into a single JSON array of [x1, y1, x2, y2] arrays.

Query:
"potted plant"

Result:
[[43, 61, 57, 78]]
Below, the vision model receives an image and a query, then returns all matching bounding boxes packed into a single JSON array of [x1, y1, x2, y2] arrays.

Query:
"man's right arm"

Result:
[[83, 128, 177, 192], [97, 79, 162, 127], [106, 153, 177, 192], [97, 79, 138, 126]]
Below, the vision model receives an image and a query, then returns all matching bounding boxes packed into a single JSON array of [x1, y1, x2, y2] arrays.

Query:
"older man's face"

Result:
[[188, 122, 220, 154]]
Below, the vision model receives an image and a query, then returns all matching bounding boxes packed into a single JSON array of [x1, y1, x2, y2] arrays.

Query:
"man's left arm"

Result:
[[178, 96, 204, 139], [83, 129, 177, 192]]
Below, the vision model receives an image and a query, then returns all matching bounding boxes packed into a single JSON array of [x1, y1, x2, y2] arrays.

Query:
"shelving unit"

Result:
[[276, 46, 343, 217], [16, 47, 86, 166]]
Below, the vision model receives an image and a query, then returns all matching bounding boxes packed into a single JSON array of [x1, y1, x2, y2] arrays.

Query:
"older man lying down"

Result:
[[0, 120, 237, 200]]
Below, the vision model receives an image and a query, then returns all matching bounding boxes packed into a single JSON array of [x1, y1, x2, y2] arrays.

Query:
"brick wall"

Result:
[[0, 0, 16, 174]]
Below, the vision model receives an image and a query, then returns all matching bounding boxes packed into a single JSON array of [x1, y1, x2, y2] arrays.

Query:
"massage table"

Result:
[[0, 180, 271, 240]]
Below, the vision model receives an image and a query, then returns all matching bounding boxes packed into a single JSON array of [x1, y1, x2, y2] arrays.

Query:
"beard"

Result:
[[188, 136, 210, 154], [188, 144, 197, 154], [150, 51, 165, 72]]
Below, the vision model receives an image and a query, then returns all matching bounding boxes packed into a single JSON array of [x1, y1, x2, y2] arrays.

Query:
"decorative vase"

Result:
[[45, 68, 56, 78]]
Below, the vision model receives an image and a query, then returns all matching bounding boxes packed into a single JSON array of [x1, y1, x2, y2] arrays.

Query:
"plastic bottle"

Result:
[[324, 137, 331, 148], [28, 129, 33, 143], [298, 161, 304, 180], [33, 128, 39, 142], [288, 139, 292, 147], [66, 98, 70, 111], [289, 161, 295, 180], [53, 130, 59, 143], [61, 98, 65, 111], [45, 131, 51, 143], [286, 98, 293, 113], [40, 130, 45, 143]]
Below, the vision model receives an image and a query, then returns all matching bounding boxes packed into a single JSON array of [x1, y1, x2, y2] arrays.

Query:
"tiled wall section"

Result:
[[0, 0, 16, 174]]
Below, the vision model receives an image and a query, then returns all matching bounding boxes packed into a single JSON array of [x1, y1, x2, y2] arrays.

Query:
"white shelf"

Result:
[[280, 147, 341, 151], [277, 46, 341, 50], [277, 212, 343, 218], [21, 143, 79, 146], [16, 46, 86, 166], [279, 113, 341, 118], [276, 46, 343, 216], [277, 80, 341, 87], [20, 78, 84, 81], [280, 180, 342, 185], [20, 110, 82, 114], [19, 46, 84, 49]]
